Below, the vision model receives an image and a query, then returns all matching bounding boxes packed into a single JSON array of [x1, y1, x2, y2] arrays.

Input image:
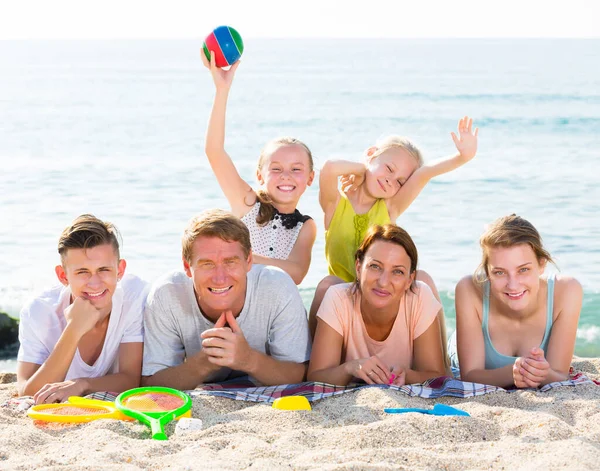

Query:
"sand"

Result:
[[1, 359, 599, 470]]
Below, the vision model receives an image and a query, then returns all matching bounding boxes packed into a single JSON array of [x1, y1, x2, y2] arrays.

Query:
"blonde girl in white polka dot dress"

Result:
[[202, 50, 316, 284]]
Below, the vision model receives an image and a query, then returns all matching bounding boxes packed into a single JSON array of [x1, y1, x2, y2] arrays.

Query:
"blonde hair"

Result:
[[475, 214, 555, 284], [182, 209, 251, 263], [368, 136, 424, 168], [254, 137, 314, 225]]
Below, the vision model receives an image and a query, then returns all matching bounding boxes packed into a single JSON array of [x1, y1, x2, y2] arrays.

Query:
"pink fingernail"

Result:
[[388, 374, 396, 385]]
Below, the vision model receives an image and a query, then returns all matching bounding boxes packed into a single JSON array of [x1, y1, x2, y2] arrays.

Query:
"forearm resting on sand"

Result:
[[404, 367, 446, 385], [460, 364, 516, 389], [78, 372, 141, 396], [141, 351, 221, 390], [244, 350, 307, 385], [539, 367, 569, 386], [18, 325, 82, 396], [307, 364, 354, 386]]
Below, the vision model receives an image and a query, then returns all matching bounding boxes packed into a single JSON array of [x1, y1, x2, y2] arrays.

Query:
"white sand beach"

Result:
[[1, 358, 599, 470]]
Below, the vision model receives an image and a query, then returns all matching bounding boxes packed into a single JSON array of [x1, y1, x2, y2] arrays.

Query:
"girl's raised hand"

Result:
[[340, 164, 366, 193], [451, 116, 479, 162], [200, 49, 240, 91], [340, 172, 364, 193]]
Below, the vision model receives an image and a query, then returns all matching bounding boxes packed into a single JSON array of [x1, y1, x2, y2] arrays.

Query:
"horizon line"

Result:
[[1, 36, 599, 41]]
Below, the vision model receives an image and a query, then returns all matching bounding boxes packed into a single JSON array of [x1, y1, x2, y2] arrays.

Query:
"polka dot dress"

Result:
[[241, 202, 311, 260]]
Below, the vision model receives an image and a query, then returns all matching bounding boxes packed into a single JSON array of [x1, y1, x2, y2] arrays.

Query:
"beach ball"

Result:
[[203, 26, 244, 68]]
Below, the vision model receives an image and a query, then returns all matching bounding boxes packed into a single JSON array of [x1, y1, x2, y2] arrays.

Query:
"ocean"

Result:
[[1, 39, 599, 371]]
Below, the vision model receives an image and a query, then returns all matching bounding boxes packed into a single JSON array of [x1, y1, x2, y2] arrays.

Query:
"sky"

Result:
[[0, 0, 598, 39]]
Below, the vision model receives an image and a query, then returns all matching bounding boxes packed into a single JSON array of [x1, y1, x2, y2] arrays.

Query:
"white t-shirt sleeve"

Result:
[[17, 286, 66, 366], [119, 275, 148, 344], [17, 300, 53, 365]]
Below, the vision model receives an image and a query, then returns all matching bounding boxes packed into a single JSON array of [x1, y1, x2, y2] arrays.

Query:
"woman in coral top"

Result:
[[307, 224, 446, 386]]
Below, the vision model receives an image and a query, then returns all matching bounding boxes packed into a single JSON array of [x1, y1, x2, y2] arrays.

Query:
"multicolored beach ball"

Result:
[[203, 26, 244, 68]]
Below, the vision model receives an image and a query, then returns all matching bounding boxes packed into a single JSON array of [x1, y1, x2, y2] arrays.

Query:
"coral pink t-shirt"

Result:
[[316, 281, 441, 373]]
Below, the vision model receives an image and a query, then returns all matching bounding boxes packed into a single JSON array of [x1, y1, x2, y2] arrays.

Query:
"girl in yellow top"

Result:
[[309, 118, 479, 367]]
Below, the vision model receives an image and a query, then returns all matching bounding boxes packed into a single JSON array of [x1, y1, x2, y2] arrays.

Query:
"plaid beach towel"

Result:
[[184, 369, 598, 404], [4, 370, 597, 410]]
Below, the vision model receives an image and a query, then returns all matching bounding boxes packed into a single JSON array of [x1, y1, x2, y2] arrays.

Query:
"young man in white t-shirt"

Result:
[[17, 214, 148, 404]]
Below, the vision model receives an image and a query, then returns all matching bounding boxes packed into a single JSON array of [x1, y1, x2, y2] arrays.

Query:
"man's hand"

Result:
[[201, 311, 254, 371], [451, 116, 478, 162], [64, 297, 103, 337], [33, 379, 88, 404]]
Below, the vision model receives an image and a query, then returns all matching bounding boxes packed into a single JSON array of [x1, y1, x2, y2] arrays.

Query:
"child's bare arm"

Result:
[[388, 116, 478, 219], [251, 219, 316, 284], [319, 160, 366, 212], [202, 51, 256, 217]]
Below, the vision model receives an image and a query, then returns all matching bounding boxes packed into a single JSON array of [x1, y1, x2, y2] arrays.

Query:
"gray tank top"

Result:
[[482, 275, 555, 369]]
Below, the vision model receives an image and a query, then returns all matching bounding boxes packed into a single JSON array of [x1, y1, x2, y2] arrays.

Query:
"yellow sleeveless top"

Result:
[[325, 195, 391, 282]]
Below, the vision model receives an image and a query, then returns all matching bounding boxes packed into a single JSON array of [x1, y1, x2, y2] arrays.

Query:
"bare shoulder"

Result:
[[301, 216, 317, 232], [455, 275, 481, 298], [297, 217, 317, 241], [455, 275, 484, 324], [553, 274, 583, 306]]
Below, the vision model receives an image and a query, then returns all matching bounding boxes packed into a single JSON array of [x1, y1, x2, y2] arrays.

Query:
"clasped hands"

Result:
[[346, 355, 405, 386], [512, 347, 550, 388], [200, 311, 252, 371]]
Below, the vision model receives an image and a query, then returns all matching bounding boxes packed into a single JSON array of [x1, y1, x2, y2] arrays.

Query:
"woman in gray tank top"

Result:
[[454, 214, 582, 389]]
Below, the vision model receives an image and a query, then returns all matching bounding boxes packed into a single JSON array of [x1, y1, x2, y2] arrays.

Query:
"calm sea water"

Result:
[[1, 39, 599, 371]]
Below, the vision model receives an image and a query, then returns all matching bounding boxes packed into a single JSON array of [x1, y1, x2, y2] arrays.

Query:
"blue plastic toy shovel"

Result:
[[384, 403, 470, 417]]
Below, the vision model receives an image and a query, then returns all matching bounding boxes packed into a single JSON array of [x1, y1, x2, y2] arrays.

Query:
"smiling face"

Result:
[[487, 244, 546, 311], [183, 236, 252, 321], [256, 143, 315, 210], [364, 147, 420, 199], [55, 243, 126, 317], [355, 240, 415, 313]]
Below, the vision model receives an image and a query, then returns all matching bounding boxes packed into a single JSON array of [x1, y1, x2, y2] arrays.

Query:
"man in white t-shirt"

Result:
[[17, 214, 148, 404], [142, 209, 311, 389]]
